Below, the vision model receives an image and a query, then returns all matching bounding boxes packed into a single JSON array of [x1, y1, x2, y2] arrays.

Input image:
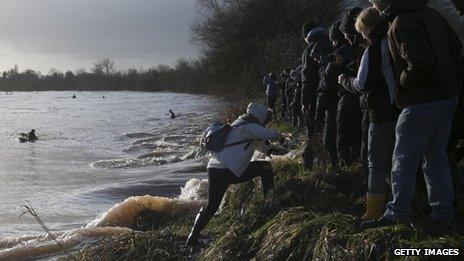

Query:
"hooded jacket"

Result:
[[386, 0, 462, 106], [208, 103, 281, 177], [340, 7, 363, 44], [263, 74, 279, 96], [301, 25, 326, 120]]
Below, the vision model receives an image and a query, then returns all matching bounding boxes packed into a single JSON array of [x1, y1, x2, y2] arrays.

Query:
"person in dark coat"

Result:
[[339, 7, 400, 220], [280, 70, 290, 121], [363, 0, 462, 228], [289, 65, 304, 128], [315, 20, 347, 168], [300, 21, 325, 138], [337, 7, 365, 166], [284, 68, 295, 120], [263, 72, 279, 112]]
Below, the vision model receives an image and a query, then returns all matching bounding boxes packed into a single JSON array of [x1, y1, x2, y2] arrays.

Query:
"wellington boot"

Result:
[[361, 193, 388, 220], [186, 208, 208, 246]]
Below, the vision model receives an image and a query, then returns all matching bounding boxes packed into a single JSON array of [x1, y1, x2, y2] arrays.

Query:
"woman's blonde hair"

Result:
[[355, 7, 383, 35]]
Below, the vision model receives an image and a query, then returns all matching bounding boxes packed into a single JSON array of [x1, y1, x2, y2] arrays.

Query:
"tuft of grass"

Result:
[[21, 203, 78, 261]]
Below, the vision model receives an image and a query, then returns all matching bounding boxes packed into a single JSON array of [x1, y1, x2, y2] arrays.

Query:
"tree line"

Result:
[[0, 58, 204, 92]]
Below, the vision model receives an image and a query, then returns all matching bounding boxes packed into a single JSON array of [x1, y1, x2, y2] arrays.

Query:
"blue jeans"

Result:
[[368, 121, 396, 194], [384, 96, 458, 222]]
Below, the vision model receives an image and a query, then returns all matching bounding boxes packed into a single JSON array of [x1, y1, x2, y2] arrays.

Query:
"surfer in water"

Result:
[[27, 129, 37, 141], [19, 129, 37, 142], [169, 109, 176, 119]]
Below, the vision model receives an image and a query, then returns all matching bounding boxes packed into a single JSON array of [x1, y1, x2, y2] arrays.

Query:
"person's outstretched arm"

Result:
[[241, 123, 281, 141], [339, 48, 371, 94]]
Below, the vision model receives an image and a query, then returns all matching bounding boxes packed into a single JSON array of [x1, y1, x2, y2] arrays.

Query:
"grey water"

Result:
[[0, 91, 221, 238]]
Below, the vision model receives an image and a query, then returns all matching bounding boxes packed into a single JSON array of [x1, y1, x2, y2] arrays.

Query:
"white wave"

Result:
[[87, 195, 206, 228], [0, 187, 208, 260], [123, 132, 155, 139], [178, 178, 208, 201], [91, 157, 165, 169]]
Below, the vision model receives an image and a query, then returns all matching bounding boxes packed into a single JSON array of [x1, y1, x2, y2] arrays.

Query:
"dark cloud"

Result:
[[0, 0, 198, 72]]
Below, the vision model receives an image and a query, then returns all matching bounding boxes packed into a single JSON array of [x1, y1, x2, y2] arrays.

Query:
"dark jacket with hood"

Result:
[[301, 26, 326, 121], [289, 65, 303, 113], [338, 8, 365, 118], [385, 0, 463, 106], [316, 21, 346, 120]]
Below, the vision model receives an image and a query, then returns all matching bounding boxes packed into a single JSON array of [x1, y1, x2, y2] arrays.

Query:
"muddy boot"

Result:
[[186, 208, 209, 246], [361, 193, 388, 220]]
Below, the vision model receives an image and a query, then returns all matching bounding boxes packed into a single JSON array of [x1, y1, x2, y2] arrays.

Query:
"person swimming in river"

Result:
[[186, 103, 285, 246], [169, 110, 176, 119]]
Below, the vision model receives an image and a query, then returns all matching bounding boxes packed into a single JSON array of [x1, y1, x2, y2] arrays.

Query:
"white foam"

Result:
[[178, 178, 208, 201], [88, 195, 206, 228], [0, 195, 207, 260]]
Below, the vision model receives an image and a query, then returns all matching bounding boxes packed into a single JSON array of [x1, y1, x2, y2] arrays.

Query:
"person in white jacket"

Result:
[[186, 103, 283, 246]]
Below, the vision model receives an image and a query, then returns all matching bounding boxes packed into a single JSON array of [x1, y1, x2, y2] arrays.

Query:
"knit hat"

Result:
[[305, 26, 326, 43], [329, 20, 344, 42], [339, 7, 363, 43], [302, 21, 318, 39]]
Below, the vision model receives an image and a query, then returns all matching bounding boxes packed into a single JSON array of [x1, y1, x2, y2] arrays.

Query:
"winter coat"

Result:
[[386, 0, 462, 106], [208, 103, 281, 177], [315, 38, 344, 121], [301, 26, 326, 120], [263, 76, 279, 97], [291, 82, 302, 114], [336, 42, 364, 118], [285, 79, 295, 110]]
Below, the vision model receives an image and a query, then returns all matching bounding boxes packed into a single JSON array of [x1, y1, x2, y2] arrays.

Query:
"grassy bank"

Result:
[[67, 119, 464, 260]]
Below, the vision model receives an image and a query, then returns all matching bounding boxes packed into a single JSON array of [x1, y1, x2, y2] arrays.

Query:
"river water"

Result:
[[0, 91, 221, 257]]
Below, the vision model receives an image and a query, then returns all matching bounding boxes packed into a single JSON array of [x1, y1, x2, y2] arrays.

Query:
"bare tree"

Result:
[[93, 58, 116, 77]]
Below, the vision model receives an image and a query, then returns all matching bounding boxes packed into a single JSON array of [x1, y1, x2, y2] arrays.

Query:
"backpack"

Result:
[[200, 121, 253, 152]]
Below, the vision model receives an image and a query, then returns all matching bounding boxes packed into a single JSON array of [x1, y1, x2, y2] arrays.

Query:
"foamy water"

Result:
[[0, 91, 219, 259]]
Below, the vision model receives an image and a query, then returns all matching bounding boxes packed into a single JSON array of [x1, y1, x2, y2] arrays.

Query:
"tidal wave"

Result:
[[0, 180, 210, 260]]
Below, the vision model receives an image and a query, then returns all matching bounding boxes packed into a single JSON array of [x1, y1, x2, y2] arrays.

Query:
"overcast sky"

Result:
[[0, 0, 199, 74]]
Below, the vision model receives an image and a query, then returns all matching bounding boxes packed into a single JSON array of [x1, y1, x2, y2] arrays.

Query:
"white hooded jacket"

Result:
[[207, 103, 281, 177]]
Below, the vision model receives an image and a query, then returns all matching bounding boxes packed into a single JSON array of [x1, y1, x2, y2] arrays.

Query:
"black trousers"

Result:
[[337, 110, 362, 165], [323, 97, 339, 167], [201, 161, 274, 226], [267, 95, 277, 112]]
